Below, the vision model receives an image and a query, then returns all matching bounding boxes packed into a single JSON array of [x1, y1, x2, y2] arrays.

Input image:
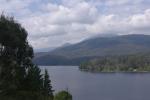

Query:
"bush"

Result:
[[54, 91, 72, 100]]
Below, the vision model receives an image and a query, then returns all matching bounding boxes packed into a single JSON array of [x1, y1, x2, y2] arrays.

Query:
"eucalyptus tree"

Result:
[[0, 14, 53, 100]]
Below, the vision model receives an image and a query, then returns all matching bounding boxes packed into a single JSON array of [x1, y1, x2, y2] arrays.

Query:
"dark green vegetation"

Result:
[[54, 91, 72, 100], [0, 14, 53, 100], [80, 54, 150, 72], [34, 34, 150, 65], [0, 15, 72, 100]]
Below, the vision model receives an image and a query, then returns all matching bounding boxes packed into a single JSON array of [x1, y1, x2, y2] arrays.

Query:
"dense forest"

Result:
[[0, 14, 72, 100], [80, 54, 150, 72]]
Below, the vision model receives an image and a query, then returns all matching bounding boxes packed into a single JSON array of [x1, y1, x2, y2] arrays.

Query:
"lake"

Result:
[[40, 66, 150, 100]]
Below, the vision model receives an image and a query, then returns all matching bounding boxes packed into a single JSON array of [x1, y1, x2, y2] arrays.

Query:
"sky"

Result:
[[0, 0, 150, 50]]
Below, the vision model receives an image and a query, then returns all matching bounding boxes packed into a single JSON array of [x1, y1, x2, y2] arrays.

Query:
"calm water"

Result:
[[40, 66, 150, 100]]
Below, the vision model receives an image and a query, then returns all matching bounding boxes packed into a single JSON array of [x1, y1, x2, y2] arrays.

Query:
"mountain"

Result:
[[34, 47, 56, 52], [33, 34, 150, 65]]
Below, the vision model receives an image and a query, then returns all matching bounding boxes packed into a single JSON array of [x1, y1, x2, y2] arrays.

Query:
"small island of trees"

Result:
[[80, 54, 150, 72]]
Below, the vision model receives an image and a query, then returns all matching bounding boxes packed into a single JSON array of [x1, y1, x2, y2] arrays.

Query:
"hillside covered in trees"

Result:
[[0, 15, 72, 100], [79, 54, 150, 72], [34, 34, 150, 65]]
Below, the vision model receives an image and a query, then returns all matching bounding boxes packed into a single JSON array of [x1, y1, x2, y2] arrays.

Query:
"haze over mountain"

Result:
[[35, 47, 56, 52], [34, 34, 150, 65]]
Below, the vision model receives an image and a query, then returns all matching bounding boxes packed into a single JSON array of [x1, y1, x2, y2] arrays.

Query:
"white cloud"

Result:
[[130, 9, 150, 29], [106, 0, 130, 6], [0, 0, 150, 50], [88, 9, 150, 35], [0, 0, 33, 15]]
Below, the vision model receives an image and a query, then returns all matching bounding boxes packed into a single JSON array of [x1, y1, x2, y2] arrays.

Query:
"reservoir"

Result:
[[40, 66, 150, 100]]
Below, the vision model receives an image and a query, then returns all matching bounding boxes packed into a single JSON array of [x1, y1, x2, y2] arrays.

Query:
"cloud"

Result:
[[88, 9, 150, 35], [130, 9, 150, 29], [0, 0, 33, 16], [0, 0, 150, 50]]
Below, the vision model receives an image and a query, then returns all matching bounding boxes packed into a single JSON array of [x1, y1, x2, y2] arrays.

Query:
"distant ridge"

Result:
[[34, 34, 150, 65]]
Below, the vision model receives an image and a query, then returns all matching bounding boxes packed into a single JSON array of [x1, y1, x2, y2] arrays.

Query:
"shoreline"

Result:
[[79, 69, 150, 73]]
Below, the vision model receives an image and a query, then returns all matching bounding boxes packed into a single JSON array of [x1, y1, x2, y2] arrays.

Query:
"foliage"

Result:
[[80, 54, 150, 72], [54, 91, 72, 100], [0, 14, 53, 100], [43, 69, 54, 100]]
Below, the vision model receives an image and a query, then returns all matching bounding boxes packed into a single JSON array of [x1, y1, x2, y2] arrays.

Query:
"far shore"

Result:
[[79, 69, 150, 73]]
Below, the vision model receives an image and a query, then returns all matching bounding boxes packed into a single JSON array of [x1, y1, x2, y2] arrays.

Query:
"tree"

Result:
[[54, 91, 72, 100], [0, 14, 28, 97], [43, 69, 54, 100], [0, 14, 54, 100], [25, 65, 43, 91]]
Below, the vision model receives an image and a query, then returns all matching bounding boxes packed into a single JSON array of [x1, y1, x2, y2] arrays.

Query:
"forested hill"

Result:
[[34, 34, 150, 65], [79, 54, 150, 72]]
